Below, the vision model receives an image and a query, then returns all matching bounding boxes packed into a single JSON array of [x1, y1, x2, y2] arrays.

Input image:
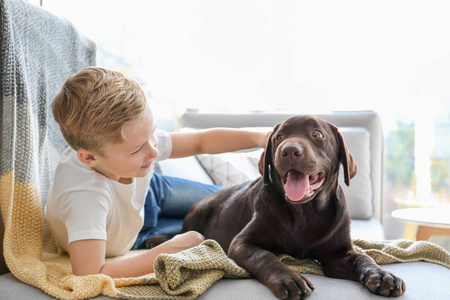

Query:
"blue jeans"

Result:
[[132, 173, 222, 249]]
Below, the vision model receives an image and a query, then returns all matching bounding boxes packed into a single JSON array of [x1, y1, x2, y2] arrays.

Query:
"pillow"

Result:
[[196, 149, 264, 188], [195, 126, 373, 220], [338, 127, 373, 220]]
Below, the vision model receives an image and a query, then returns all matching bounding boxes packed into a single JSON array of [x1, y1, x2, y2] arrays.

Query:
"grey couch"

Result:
[[1, 110, 449, 300]]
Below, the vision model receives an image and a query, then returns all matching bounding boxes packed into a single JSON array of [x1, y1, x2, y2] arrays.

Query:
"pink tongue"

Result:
[[284, 171, 309, 201]]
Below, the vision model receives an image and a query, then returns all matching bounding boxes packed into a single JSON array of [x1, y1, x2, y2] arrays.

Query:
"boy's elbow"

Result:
[[69, 239, 106, 276], [71, 263, 104, 276]]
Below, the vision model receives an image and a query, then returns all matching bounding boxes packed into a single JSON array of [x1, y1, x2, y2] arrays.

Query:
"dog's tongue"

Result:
[[284, 170, 309, 201]]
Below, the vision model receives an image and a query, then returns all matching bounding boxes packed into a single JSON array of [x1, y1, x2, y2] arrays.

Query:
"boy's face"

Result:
[[89, 107, 158, 183]]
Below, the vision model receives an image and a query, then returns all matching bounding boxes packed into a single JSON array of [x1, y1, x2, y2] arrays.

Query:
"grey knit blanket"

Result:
[[0, 0, 95, 294], [1, 0, 96, 200]]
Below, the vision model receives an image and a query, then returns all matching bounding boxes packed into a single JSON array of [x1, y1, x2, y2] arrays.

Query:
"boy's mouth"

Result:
[[141, 160, 153, 169]]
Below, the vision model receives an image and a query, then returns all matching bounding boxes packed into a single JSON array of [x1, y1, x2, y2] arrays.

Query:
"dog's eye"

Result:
[[312, 130, 324, 138], [276, 134, 284, 141]]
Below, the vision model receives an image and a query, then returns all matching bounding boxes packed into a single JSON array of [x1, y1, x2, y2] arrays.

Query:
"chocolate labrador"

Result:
[[182, 115, 405, 299]]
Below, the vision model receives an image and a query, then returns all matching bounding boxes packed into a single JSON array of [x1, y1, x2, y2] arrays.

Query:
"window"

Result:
[[43, 0, 450, 242]]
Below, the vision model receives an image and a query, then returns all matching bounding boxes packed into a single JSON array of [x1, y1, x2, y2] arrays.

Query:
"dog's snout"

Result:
[[281, 144, 304, 159]]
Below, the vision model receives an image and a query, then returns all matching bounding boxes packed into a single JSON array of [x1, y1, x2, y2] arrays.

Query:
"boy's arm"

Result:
[[69, 231, 204, 277], [169, 128, 270, 158]]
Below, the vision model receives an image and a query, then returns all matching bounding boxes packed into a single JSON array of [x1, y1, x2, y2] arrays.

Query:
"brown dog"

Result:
[[182, 115, 405, 299]]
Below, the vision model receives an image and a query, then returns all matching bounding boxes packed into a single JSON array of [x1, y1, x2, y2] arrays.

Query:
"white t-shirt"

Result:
[[45, 129, 172, 257]]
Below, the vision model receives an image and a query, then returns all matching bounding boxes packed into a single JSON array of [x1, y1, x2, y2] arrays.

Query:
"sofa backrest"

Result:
[[180, 110, 384, 222]]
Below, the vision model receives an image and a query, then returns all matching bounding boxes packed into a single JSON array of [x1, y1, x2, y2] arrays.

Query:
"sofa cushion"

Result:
[[338, 127, 373, 220], [193, 127, 373, 220], [1, 262, 448, 299], [196, 149, 263, 188], [195, 262, 449, 300], [350, 219, 384, 240]]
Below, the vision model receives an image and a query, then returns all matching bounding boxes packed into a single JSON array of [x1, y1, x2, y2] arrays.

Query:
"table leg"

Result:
[[416, 226, 450, 241]]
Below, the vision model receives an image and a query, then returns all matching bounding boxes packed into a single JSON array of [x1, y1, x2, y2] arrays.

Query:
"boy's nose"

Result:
[[145, 141, 158, 158]]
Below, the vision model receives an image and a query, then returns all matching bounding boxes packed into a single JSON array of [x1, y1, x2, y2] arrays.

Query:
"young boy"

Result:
[[45, 67, 268, 278]]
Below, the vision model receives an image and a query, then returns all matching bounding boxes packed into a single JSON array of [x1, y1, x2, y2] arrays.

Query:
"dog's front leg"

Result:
[[229, 237, 314, 300], [322, 251, 406, 297]]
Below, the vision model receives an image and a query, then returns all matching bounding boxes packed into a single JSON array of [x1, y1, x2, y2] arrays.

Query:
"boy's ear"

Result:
[[77, 149, 97, 167]]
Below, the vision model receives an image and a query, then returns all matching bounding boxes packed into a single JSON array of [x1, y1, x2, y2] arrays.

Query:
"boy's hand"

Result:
[[165, 231, 205, 252]]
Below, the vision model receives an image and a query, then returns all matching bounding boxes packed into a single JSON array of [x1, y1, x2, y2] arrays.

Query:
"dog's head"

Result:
[[258, 115, 357, 204]]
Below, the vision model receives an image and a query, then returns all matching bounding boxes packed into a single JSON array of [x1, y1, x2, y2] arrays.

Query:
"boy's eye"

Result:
[[131, 147, 141, 155]]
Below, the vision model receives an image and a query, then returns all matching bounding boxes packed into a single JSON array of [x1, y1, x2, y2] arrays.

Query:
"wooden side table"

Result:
[[391, 207, 450, 241]]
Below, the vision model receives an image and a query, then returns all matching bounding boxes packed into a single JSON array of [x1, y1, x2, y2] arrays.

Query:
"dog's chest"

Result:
[[264, 205, 335, 257]]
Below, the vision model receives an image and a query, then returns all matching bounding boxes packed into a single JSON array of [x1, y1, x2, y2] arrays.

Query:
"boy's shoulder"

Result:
[[52, 147, 111, 195]]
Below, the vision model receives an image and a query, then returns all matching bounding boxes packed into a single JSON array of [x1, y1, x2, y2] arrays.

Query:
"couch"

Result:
[[1, 109, 450, 300]]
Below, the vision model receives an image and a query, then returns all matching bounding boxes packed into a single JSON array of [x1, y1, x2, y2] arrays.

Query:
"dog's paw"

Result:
[[360, 268, 406, 297], [267, 269, 315, 300]]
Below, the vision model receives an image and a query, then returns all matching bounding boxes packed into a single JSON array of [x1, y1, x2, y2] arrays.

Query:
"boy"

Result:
[[45, 67, 268, 278]]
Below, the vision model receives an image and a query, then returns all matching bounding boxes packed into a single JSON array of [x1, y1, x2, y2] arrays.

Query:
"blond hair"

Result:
[[52, 67, 147, 154]]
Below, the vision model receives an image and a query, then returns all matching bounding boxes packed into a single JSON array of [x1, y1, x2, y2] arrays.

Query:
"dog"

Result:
[[182, 115, 405, 299]]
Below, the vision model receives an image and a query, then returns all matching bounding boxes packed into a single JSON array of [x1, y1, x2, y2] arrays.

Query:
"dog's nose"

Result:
[[281, 144, 304, 159]]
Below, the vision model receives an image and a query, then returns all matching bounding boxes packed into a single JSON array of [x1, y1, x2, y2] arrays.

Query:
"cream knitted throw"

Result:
[[1, 1, 449, 300]]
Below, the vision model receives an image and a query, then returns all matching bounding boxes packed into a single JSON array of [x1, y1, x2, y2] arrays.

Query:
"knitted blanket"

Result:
[[1, 1, 449, 300]]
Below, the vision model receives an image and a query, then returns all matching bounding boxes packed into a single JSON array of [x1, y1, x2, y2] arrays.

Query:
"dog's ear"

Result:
[[332, 125, 357, 186], [258, 123, 280, 185]]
